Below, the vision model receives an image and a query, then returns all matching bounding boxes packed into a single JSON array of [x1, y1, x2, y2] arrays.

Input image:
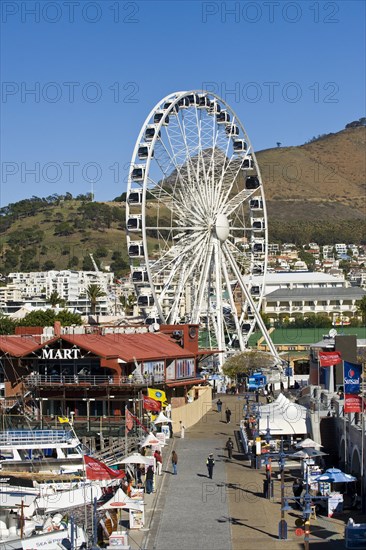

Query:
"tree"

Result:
[[42, 260, 56, 271], [21, 309, 82, 327], [356, 296, 366, 325], [86, 284, 106, 315], [68, 255, 79, 268], [222, 350, 275, 379], [0, 315, 17, 335], [48, 291, 65, 308], [119, 294, 136, 315]]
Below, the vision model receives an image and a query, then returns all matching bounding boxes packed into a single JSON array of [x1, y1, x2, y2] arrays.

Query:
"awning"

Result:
[[166, 378, 205, 388]]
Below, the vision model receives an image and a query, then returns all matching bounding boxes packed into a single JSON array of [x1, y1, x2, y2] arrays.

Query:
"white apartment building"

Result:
[[5, 270, 116, 316], [263, 287, 365, 320], [335, 243, 348, 256], [243, 272, 364, 320]]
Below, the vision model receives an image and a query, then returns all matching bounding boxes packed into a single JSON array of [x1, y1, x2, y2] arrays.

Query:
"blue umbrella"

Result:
[[314, 474, 335, 483], [324, 468, 357, 483]]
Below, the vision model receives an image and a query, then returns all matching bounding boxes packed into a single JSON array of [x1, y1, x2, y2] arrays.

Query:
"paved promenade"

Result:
[[131, 395, 355, 550]]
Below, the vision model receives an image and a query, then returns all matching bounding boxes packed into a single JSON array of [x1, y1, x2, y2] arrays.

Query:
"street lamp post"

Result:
[[278, 452, 288, 540]]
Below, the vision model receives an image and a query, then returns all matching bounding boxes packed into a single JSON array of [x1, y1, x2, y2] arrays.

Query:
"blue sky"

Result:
[[1, 0, 365, 205]]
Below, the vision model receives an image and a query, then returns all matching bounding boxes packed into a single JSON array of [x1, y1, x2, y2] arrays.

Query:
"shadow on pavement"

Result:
[[217, 517, 279, 539]]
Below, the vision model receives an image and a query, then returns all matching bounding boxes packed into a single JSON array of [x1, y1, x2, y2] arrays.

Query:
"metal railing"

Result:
[[24, 374, 165, 387], [0, 429, 74, 446]]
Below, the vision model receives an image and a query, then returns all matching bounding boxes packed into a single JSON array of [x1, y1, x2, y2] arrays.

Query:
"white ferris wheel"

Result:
[[126, 90, 280, 363]]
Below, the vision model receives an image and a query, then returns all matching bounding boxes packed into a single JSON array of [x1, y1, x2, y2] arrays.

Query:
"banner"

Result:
[[343, 361, 361, 394], [143, 395, 161, 412], [318, 351, 342, 367], [344, 394, 363, 414], [84, 455, 125, 481], [125, 408, 134, 433], [58, 416, 70, 424], [147, 388, 167, 403]]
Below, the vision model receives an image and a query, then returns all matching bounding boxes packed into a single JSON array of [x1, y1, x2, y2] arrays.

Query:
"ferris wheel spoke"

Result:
[[191, 235, 215, 323], [164, 124, 208, 219], [179, 110, 211, 212], [221, 252, 245, 349], [165, 239, 210, 322], [223, 188, 254, 217], [150, 231, 207, 283]]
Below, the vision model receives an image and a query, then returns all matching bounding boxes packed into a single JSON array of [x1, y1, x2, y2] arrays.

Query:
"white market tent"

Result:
[[258, 393, 308, 436], [140, 432, 161, 447], [154, 411, 172, 424], [99, 488, 142, 511]]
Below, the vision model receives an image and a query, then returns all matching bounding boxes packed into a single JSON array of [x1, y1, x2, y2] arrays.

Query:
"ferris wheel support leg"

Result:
[[223, 244, 283, 369]]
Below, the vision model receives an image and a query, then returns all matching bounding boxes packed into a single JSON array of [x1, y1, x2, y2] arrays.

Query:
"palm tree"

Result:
[[86, 284, 105, 315], [48, 291, 65, 308], [119, 294, 136, 315]]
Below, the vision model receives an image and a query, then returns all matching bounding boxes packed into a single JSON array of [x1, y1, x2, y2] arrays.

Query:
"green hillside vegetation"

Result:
[[0, 126, 365, 275]]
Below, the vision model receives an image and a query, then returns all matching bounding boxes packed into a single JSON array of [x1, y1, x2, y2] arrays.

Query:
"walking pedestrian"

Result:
[[154, 450, 162, 475], [180, 421, 185, 439], [145, 465, 154, 494], [217, 398, 222, 413], [206, 453, 215, 479], [225, 407, 232, 423], [171, 450, 178, 475], [292, 478, 303, 499], [225, 437, 234, 459]]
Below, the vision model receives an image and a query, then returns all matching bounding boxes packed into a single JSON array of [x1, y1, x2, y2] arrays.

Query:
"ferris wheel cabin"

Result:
[[233, 139, 247, 153], [245, 176, 260, 189], [250, 198, 263, 210], [225, 124, 239, 137], [131, 165, 145, 181], [127, 215, 142, 231], [131, 268, 149, 283], [217, 111, 230, 124], [208, 100, 221, 115], [251, 218, 265, 231], [128, 240, 144, 257], [187, 93, 200, 106], [137, 295, 154, 307], [128, 189, 143, 204], [252, 239, 265, 254], [154, 111, 169, 125], [198, 95, 211, 109], [178, 96, 190, 108], [145, 125, 161, 141], [163, 101, 179, 114], [138, 144, 154, 160], [243, 157, 254, 170]]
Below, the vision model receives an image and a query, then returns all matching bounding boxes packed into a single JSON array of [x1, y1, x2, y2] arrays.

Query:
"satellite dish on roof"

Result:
[[329, 328, 337, 338]]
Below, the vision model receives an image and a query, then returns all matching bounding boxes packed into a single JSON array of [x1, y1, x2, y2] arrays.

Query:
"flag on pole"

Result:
[[343, 361, 361, 394], [318, 351, 342, 367], [134, 413, 149, 433], [344, 394, 363, 413], [125, 408, 134, 433], [147, 388, 167, 403], [84, 455, 125, 481], [58, 416, 70, 424], [143, 395, 161, 412]]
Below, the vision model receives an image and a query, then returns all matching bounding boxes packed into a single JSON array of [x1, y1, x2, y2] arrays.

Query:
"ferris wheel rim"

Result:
[[126, 90, 270, 355]]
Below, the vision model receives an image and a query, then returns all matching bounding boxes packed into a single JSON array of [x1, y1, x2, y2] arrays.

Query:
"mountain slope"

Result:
[[0, 126, 364, 275]]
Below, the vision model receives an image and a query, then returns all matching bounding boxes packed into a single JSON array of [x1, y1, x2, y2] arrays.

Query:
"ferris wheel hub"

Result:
[[215, 213, 230, 242]]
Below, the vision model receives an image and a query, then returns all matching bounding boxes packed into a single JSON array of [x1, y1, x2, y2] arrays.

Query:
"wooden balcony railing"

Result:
[[24, 374, 165, 388]]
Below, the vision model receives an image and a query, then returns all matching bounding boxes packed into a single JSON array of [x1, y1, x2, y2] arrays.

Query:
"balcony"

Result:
[[24, 373, 166, 388]]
